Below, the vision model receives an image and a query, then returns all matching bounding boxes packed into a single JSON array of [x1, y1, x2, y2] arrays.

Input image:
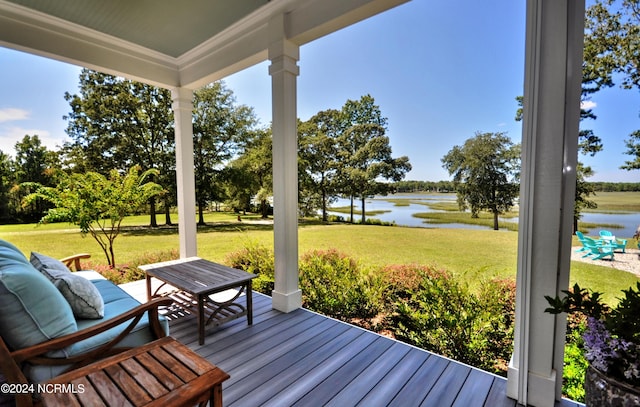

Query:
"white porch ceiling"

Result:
[[0, 0, 409, 89]]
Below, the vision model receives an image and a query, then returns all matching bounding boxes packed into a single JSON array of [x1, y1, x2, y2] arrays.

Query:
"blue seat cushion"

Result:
[[26, 279, 169, 383], [0, 241, 77, 356]]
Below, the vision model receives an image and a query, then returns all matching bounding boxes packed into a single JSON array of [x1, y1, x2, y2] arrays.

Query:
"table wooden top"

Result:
[[140, 257, 256, 295], [41, 336, 229, 407]]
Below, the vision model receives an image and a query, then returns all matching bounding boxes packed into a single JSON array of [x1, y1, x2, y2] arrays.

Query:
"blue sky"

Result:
[[1, 0, 639, 182]]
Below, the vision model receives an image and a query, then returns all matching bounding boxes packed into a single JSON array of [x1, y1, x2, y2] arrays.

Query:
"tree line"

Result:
[[0, 69, 410, 225]]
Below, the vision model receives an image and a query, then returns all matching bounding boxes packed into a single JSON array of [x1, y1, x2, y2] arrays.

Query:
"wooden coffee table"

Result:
[[140, 257, 256, 345], [41, 336, 229, 407]]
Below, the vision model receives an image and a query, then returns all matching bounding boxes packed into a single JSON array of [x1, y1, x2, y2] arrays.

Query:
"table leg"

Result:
[[247, 280, 253, 325], [198, 294, 205, 345], [211, 383, 223, 407], [146, 274, 152, 301]]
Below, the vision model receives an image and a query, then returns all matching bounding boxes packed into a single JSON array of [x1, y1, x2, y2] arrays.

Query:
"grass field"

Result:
[[586, 191, 640, 212], [1, 213, 637, 305]]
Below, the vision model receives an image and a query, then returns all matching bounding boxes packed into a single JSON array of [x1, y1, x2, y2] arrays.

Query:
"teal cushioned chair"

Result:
[[0, 240, 172, 407]]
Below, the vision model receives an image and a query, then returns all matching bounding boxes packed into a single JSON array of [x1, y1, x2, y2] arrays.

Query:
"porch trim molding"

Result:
[[269, 14, 302, 313], [171, 87, 198, 259], [507, 0, 585, 406]]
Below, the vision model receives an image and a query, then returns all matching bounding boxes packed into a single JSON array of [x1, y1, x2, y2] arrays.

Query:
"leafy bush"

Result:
[[90, 249, 179, 284], [356, 218, 396, 226], [477, 277, 516, 371], [562, 313, 588, 403], [224, 241, 274, 294], [390, 268, 516, 374], [299, 249, 384, 321], [380, 264, 438, 300]]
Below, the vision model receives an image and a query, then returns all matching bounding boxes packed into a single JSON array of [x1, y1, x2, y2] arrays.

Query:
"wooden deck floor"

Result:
[[143, 290, 580, 407]]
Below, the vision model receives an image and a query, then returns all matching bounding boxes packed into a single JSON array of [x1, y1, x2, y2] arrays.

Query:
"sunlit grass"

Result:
[[587, 191, 640, 212], [413, 211, 519, 231], [422, 201, 460, 211], [2, 214, 636, 305]]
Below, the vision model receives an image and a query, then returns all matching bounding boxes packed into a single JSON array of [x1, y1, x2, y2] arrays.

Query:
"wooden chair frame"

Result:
[[0, 254, 173, 407]]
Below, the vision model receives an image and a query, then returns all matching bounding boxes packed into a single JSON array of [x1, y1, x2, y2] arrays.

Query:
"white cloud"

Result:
[[580, 100, 597, 110], [0, 126, 66, 156], [0, 108, 29, 123]]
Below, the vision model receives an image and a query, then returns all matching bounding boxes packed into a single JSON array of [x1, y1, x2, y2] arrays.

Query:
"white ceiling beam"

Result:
[[1, 0, 410, 90], [286, 0, 410, 44], [0, 1, 179, 87], [177, 23, 269, 90]]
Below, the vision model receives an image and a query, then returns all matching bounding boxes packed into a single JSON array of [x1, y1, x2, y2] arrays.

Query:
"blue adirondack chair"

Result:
[[582, 238, 615, 260], [575, 231, 603, 254], [599, 230, 627, 253], [575, 231, 590, 253]]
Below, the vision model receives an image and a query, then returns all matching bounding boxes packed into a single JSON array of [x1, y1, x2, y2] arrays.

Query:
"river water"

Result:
[[328, 194, 640, 238]]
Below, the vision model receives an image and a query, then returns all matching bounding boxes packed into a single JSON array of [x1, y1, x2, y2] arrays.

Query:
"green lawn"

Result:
[[1, 214, 637, 305]]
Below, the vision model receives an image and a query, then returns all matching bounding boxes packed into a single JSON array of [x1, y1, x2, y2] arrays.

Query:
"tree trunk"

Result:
[[197, 201, 206, 225], [493, 211, 499, 230], [149, 197, 158, 227], [322, 189, 327, 222], [164, 198, 172, 225], [361, 197, 366, 223], [350, 196, 355, 223]]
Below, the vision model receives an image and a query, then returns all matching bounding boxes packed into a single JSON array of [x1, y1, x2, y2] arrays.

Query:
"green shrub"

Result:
[[390, 269, 516, 374], [89, 249, 179, 284], [477, 277, 516, 371], [224, 241, 274, 295], [380, 264, 442, 300], [299, 249, 384, 321], [562, 313, 588, 403], [356, 218, 396, 226]]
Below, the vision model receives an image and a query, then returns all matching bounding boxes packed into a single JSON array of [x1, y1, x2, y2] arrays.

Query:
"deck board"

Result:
[[325, 342, 411, 406], [116, 282, 583, 407]]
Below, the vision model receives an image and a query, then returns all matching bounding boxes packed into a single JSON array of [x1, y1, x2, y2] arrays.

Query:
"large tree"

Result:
[[299, 110, 342, 221], [442, 132, 520, 230], [336, 95, 411, 223], [230, 129, 273, 218], [63, 69, 175, 226], [192, 82, 257, 224], [12, 135, 58, 221], [584, 0, 640, 170]]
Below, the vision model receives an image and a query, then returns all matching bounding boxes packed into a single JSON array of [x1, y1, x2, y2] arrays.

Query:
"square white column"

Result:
[[507, 1, 585, 406], [171, 87, 198, 258], [269, 16, 302, 313]]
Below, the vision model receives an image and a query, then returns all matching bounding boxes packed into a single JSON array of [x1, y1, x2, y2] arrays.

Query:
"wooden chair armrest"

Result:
[[10, 297, 173, 365], [59, 253, 91, 271]]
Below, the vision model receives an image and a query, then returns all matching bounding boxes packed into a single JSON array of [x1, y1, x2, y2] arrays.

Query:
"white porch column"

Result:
[[507, 1, 585, 406], [171, 87, 198, 258], [269, 15, 302, 313]]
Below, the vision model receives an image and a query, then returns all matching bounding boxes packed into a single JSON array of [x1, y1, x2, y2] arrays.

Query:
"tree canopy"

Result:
[[442, 132, 520, 230], [584, 0, 640, 170], [192, 82, 258, 224], [299, 95, 411, 223], [63, 69, 175, 226]]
